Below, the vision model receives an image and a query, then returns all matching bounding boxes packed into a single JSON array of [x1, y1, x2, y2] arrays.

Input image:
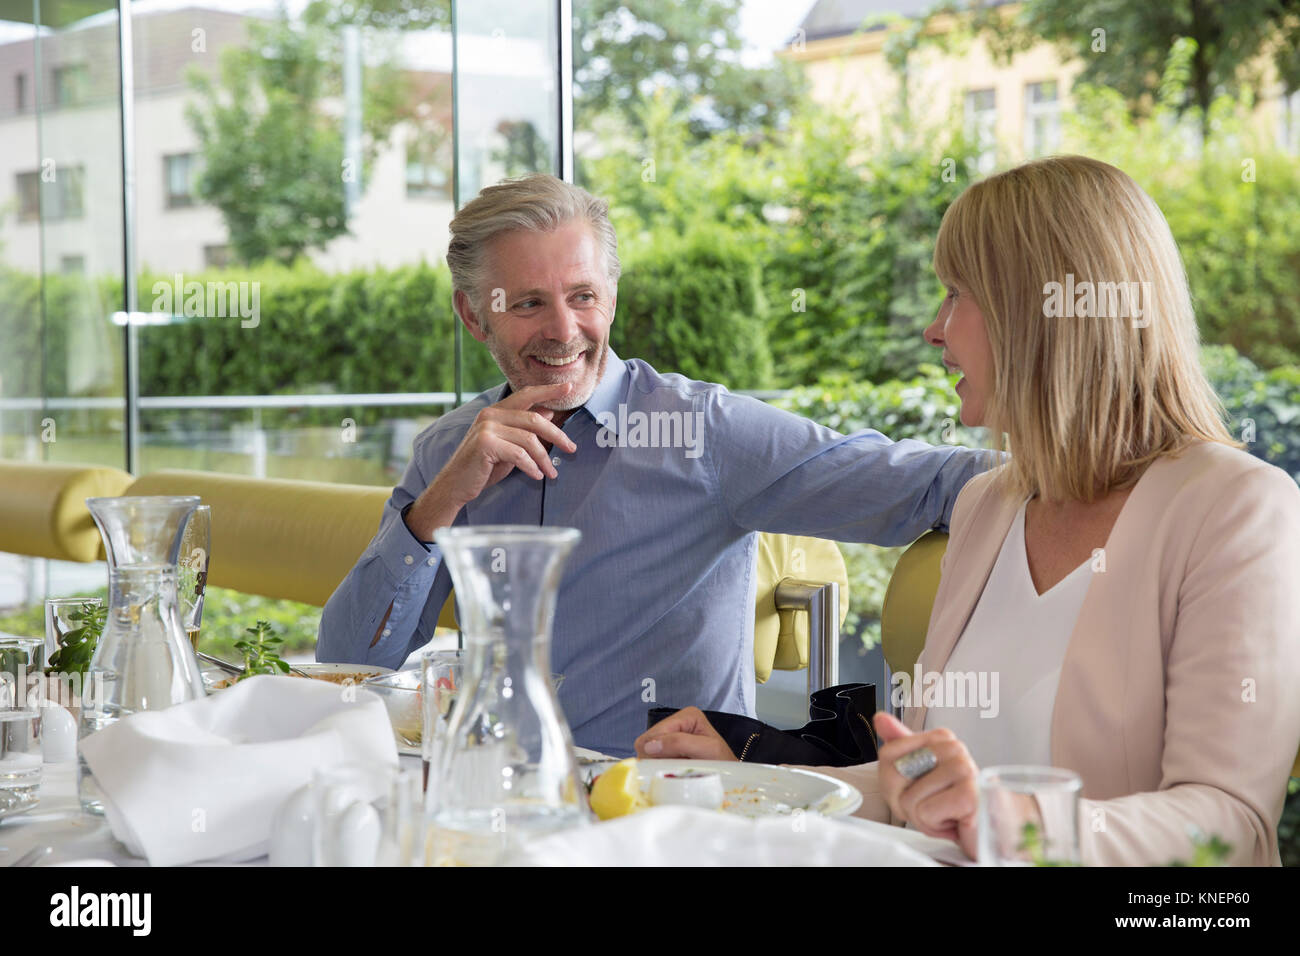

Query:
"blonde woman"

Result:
[[636, 155, 1300, 866]]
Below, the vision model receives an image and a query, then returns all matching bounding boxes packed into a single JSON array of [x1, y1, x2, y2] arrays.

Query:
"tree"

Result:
[[186, 6, 415, 265], [573, 0, 806, 138], [958, 0, 1300, 138]]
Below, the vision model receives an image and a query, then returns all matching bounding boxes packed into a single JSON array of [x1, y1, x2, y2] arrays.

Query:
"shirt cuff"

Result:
[[400, 502, 435, 550], [372, 503, 441, 584]]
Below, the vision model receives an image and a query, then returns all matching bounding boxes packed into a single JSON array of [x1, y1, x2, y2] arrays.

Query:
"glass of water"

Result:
[[977, 765, 1082, 866], [0, 636, 44, 817]]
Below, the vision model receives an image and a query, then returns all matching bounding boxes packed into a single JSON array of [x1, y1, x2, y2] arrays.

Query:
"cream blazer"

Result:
[[820, 441, 1300, 865]]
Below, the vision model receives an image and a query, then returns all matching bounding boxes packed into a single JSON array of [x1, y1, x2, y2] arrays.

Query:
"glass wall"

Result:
[[0, 0, 568, 652], [0, 0, 126, 609]]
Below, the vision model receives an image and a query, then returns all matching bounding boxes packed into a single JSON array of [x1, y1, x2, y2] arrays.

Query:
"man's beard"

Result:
[[485, 334, 609, 411]]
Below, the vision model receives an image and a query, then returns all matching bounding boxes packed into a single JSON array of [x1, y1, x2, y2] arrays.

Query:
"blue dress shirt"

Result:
[[317, 350, 990, 756]]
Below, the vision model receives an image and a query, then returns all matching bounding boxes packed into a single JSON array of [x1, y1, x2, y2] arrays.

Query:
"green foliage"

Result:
[[573, 0, 806, 139], [233, 620, 292, 678], [0, 587, 321, 664], [613, 225, 773, 389], [1201, 346, 1300, 481], [45, 601, 106, 678]]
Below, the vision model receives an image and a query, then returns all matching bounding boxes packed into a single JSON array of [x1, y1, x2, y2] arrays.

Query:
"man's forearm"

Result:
[[404, 477, 464, 541]]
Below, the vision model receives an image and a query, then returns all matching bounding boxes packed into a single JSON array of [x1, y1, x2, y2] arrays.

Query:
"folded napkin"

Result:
[[79, 675, 398, 866], [508, 806, 940, 866]]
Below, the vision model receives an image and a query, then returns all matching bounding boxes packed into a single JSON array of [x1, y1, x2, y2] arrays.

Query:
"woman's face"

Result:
[[923, 281, 995, 428]]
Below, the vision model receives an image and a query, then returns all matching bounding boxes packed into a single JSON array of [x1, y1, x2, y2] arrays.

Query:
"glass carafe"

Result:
[[79, 495, 205, 814], [428, 525, 589, 865]]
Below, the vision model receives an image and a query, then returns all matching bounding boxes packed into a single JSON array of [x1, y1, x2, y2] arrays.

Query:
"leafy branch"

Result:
[[233, 620, 291, 680], [46, 601, 107, 679]]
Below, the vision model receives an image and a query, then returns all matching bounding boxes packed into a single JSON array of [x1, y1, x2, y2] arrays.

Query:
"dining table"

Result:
[[1, 754, 972, 867]]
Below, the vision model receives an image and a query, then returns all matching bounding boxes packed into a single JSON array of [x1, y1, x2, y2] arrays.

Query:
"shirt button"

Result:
[[551, 457, 561, 467], [404, 555, 414, 565], [427, 557, 436, 566], [382, 628, 392, 638]]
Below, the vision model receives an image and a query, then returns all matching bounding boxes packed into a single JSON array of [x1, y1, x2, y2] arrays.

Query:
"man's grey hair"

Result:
[[446, 173, 621, 313]]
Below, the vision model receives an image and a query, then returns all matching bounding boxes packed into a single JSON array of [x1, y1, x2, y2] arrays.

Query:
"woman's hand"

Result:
[[634, 706, 738, 761], [873, 711, 980, 859]]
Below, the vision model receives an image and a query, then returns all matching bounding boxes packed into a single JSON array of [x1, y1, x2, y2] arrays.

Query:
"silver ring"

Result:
[[894, 746, 938, 781]]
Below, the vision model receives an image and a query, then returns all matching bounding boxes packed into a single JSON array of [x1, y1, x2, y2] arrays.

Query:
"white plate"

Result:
[[202, 660, 393, 690], [629, 759, 862, 818]]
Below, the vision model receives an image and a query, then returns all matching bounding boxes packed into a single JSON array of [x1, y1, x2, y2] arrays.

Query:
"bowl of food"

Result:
[[361, 669, 423, 751]]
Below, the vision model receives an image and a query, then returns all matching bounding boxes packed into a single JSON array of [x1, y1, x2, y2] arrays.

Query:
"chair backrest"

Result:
[[880, 530, 948, 677], [0, 461, 134, 562], [126, 469, 393, 608]]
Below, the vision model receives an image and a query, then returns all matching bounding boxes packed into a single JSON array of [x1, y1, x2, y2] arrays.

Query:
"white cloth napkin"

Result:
[[508, 806, 941, 866], [78, 675, 398, 866]]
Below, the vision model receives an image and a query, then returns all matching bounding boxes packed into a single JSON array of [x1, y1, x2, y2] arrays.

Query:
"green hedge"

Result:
[[611, 225, 773, 389]]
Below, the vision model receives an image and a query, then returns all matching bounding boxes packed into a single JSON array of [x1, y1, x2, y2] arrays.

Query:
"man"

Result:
[[318, 174, 989, 756]]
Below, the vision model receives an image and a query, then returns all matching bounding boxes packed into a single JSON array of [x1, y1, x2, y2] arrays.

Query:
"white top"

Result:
[[921, 498, 1094, 768]]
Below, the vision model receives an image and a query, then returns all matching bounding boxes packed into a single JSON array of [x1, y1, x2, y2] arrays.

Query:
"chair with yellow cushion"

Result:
[[753, 533, 849, 693], [0, 460, 134, 562], [880, 531, 948, 702]]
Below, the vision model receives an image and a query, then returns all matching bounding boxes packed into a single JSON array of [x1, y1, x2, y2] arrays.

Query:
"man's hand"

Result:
[[634, 706, 738, 761], [404, 383, 580, 540]]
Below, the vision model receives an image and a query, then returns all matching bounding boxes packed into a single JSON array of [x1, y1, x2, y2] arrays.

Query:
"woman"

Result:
[[635, 155, 1300, 866]]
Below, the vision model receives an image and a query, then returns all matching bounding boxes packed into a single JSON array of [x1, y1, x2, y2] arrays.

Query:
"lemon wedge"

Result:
[[589, 759, 648, 820]]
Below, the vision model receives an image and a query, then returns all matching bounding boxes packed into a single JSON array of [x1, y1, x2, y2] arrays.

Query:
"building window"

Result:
[[60, 254, 85, 274], [1281, 88, 1300, 154], [1025, 80, 1061, 157], [203, 244, 232, 269], [15, 165, 85, 221], [15, 72, 26, 112], [16, 171, 40, 221], [964, 88, 997, 174], [164, 153, 201, 208], [405, 135, 451, 199], [52, 64, 89, 107]]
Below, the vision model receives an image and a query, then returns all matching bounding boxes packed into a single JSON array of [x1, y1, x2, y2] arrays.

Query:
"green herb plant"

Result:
[[46, 601, 107, 678], [233, 620, 291, 680]]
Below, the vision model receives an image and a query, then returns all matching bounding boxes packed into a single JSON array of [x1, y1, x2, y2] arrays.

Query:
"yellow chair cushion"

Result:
[[753, 534, 849, 683], [0, 461, 134, 562], [126, 470, 394, 607], [880, 531, 948, 676]]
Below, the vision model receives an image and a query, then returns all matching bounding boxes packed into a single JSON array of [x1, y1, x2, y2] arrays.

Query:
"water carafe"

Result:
[[428, 525, 589, 864], [79, 495, 205, 814]]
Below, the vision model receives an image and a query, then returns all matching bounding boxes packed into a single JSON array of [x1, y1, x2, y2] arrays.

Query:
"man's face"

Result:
[[459, 220, 616, 411]]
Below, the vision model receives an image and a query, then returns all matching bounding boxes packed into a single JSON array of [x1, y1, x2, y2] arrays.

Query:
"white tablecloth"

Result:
[[0, 758, 970, 866]]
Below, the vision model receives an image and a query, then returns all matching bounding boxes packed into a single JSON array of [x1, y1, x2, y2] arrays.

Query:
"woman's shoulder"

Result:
[[1154, 440, 1299, 505]]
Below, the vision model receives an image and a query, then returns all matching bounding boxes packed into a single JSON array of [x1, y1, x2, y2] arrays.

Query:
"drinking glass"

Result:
[[977, 765, 1082, 866], [421, 649, 463, 800], [0, 636, 44, 817], [44, 597, 104, 670], [178, 504, 211, 650]]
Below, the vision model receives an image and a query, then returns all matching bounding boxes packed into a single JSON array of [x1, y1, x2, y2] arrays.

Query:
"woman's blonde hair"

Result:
[[933, 155, 1238, 503]]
